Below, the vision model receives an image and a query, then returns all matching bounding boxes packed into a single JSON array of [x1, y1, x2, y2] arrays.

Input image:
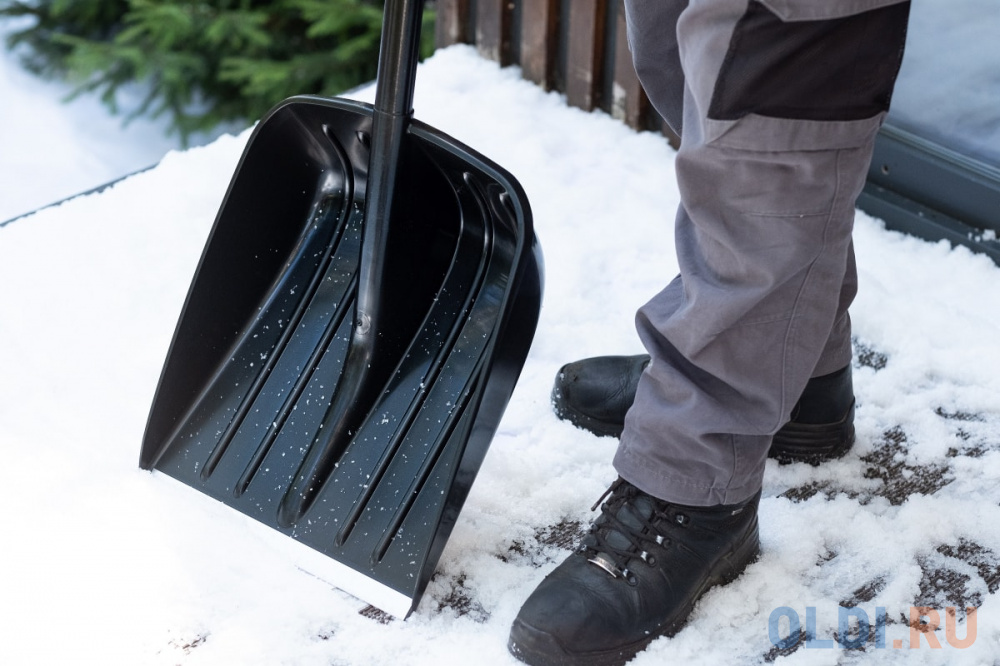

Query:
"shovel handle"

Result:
[[374, 0, 424, 119], [359, 0, 425, 334], [278, 0, 429, 526]]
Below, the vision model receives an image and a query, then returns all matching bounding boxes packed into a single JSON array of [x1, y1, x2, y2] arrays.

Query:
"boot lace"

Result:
[[581, 478, 690, 585]]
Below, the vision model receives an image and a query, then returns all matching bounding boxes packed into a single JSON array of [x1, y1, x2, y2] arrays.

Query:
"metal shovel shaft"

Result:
[[361, 0, 423, 333], [276, 0, 430, 526]]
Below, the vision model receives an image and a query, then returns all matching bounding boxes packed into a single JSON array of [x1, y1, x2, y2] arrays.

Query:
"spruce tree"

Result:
[[0, 0, 435, 141]]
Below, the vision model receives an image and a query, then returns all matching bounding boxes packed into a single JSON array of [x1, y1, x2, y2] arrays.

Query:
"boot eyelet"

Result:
[[626, 574, 638, 586], [646, 555, 656, 566]]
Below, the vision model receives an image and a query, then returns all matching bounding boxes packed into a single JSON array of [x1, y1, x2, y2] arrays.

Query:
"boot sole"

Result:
[[508, 518, 761, 666], [769, 401, 856, 465]]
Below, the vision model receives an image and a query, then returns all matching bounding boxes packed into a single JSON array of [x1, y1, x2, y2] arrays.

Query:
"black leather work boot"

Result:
[[551, 355, 855, 464], [509, 478, 760, 666]]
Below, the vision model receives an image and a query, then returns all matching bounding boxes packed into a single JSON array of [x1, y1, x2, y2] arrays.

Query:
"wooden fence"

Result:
[[434, 0, 680, 147]]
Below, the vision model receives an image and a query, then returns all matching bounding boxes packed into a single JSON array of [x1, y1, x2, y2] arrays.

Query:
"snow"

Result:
[[2, 28, 1000, 666], [0, 18, 235, 224]]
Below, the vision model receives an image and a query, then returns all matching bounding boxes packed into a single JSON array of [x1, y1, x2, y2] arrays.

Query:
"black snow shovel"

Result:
[[139, 0, 542, 618]]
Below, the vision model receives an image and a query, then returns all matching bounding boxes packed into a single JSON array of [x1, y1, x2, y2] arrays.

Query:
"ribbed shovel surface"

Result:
[[141, 97, 541, 617]]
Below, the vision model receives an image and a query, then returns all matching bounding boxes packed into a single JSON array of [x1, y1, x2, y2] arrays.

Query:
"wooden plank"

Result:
[[610, 0, 647, 129], [476, 0, 514, 66], [520, 0, 559, 90], [565, 0, 606, 112], [435, 0, 470, 48]]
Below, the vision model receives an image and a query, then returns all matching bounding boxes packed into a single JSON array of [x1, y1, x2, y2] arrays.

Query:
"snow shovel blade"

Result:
[[139, 94, 542, 618]]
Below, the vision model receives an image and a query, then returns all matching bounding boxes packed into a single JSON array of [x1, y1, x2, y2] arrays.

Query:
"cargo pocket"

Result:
[[702, 0, 910, 151]]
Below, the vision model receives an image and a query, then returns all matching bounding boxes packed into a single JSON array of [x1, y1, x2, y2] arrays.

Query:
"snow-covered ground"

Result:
[[2, 26, 1000, 666], [0, 20, 231, 223]]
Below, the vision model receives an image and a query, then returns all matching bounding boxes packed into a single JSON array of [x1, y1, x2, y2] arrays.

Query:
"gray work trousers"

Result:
[[614, 0, 911, 505]]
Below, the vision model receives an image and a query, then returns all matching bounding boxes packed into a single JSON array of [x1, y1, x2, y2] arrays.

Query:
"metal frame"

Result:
[[859, 122, 1000, 264]]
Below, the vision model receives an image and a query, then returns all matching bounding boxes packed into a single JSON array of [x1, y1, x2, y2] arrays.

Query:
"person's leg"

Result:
[[624, 0, 688, 135], [616, 0, 911, 506], [550, 1, 873, 463], [814, 241, 857, 376], [510, 2, 911, 664]]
